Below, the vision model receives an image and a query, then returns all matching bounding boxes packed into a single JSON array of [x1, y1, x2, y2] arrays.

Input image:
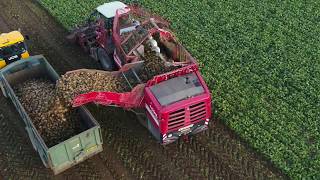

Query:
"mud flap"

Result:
[[136, 113, 148, 129], [147, 117, 161, 142]]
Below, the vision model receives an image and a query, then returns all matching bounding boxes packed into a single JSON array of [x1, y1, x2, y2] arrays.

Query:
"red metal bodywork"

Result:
[[72, 64, 199, 108], [111, 6, 170, 68], [72, 84, 145, 108], [70, 5, 212, 144], [144, 70, 211, 135], [72, 63, 212, 138]]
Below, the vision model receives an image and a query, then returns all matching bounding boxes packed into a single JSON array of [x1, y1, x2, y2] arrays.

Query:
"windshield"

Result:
[[150, 72, 205, 106], [0, 42, 26, 58]]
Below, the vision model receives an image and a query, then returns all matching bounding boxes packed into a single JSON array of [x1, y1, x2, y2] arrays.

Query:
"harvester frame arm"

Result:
[[72, 84, 145, 109]]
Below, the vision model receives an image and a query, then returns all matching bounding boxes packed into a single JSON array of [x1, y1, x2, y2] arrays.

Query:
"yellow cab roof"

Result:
[[0, 31, 24, 48]]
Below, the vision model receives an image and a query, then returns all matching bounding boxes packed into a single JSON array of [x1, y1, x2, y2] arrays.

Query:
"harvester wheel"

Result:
[[97, 48, 115, 71]]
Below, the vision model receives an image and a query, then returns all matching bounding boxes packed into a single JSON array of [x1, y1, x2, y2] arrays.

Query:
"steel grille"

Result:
[[190, 102, 206, 124], [168, 108, 185, 131], [167, 101, 206, 132]]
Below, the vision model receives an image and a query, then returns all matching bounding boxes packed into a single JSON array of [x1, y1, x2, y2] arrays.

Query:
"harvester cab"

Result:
[[0, 31, 29, 69], [143, 64, 211, 144]]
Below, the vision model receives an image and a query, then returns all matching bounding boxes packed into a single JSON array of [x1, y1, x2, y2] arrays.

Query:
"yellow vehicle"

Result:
[[0, 31, 29, 68]]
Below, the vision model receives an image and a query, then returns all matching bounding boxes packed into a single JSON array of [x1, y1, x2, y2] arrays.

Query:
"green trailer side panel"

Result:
[[49, 127, 101, 167], [49, 145, 70, 167], [66, 137, 82, 162], [81, 128, 99, 152]]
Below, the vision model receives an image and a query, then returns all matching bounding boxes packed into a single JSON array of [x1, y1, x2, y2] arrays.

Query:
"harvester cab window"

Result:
[[0, 42, 26, 58], [150, 72, 205, 106]]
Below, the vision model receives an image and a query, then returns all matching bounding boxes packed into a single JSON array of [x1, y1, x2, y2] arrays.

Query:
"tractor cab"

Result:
[[0, 31, 29, 69], [94, 2, 141, 34], [93, 1, 128, 29]]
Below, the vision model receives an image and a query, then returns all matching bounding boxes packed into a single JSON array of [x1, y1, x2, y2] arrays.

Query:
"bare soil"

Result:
[[0, 0, 287, 179]]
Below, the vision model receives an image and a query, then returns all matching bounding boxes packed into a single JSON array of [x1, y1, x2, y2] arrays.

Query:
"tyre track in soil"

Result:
[[89, 106, 285, 179], [88, 106, 188, 180], [0, 0, 287, 179], [0, 0, 115, 179], [189, 122, 287, 179], [0, 10, 10, 32], [0, 97, 52, 179]]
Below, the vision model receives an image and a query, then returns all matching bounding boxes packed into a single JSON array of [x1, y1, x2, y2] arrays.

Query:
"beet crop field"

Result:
[[39, 0, 320, 178]]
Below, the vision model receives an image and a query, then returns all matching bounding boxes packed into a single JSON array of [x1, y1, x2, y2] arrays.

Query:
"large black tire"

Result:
[[97, 48, 115, 71]]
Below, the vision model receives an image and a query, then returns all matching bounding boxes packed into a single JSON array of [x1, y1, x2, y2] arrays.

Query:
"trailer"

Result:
[[0, 55, 103, 175]]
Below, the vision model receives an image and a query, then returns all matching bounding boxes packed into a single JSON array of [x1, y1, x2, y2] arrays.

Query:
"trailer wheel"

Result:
[[97, 48, 115, 71]]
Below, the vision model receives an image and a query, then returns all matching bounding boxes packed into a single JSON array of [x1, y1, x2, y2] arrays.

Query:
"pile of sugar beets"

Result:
[[14, 46, 175, 147]]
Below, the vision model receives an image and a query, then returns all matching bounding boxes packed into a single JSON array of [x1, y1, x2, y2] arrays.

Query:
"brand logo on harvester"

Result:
[[8, 55, 18, 61], [145, 103, 159, 126]]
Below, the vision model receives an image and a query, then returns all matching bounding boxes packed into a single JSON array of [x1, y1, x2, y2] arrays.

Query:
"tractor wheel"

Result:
[[97, 48, 115, 71]]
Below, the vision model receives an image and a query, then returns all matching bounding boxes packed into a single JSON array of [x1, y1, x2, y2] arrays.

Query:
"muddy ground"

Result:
[[0, 0, 287, 179]]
